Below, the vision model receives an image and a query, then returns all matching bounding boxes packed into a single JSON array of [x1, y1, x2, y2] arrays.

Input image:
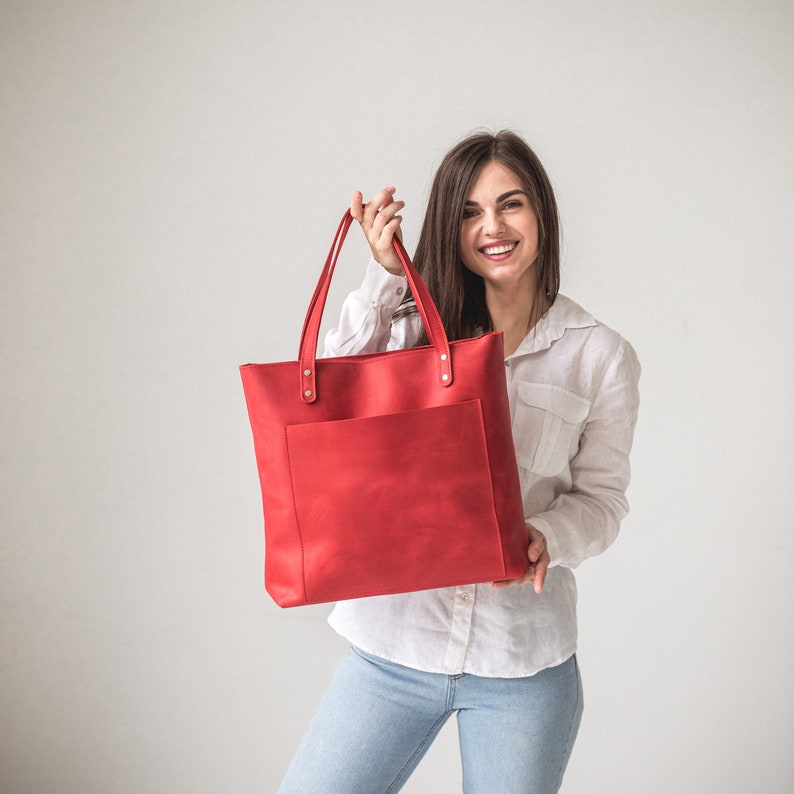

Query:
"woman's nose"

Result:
[[482, 210, 504, 236]]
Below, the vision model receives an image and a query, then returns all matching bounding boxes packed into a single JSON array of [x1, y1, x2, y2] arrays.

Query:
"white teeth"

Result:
[[482, 243, 516, 255]]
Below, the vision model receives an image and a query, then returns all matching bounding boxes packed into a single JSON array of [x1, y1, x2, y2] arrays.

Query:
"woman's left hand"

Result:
[[492, 523, 550, 594]]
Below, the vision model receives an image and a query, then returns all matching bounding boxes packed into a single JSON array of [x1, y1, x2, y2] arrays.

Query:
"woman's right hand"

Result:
[[350, 187, 405, 276]]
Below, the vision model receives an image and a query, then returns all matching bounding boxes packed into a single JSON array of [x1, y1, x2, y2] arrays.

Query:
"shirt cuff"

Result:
[[361, 257, 409, 310]]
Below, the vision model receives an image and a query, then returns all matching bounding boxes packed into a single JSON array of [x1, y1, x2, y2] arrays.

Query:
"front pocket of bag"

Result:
[[515, 383, 591, 477], [285, 400, 506, 602]]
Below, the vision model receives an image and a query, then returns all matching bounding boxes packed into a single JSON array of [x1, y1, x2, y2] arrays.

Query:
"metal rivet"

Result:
[[304, 390, 313, 397], [442, 374, 449, 381], [303, 369, 312, 377], [440, 353, 448, 361]]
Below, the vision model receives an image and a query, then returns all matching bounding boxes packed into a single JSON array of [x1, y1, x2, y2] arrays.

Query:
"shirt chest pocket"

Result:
[[514, 382, 592, 477]]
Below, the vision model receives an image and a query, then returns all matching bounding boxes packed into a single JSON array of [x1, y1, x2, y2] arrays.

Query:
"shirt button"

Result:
[[396, 287, 404, 295], [460, 592, 470, 601], [505, 360, 511, 368]]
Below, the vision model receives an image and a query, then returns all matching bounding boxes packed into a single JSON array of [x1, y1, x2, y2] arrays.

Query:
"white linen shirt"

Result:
[[323, 259, 640, 677]]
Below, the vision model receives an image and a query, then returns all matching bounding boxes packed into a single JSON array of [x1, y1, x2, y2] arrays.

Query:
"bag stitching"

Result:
[[283, 426, 309, 605], [240, 334, 499, 371]]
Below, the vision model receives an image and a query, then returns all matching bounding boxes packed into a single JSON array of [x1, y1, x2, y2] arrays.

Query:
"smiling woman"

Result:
[[460, 165, 540, 285], [413, 131, 561, 349], [458, 162, 543, 355], [277, 130, 641, 794]]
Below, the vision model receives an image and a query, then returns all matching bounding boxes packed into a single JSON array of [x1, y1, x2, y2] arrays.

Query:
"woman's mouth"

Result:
[[480, 242, 517, 257]]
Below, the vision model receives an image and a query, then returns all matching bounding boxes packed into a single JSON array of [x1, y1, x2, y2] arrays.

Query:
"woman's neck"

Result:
[[486, 283, 549, 358]]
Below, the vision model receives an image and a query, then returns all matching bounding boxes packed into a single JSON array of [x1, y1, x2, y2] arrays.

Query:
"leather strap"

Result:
[[298, 210, 453, 403]]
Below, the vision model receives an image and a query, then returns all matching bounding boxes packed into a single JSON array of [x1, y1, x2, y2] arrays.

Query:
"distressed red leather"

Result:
[[240, 210, 528, 607]]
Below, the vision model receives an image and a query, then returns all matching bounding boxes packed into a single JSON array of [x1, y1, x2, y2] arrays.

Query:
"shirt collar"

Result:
[[509, 294, 597, 357]]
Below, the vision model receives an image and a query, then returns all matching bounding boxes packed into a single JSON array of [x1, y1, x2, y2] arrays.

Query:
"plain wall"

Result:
[[2, 1, 792, 791]]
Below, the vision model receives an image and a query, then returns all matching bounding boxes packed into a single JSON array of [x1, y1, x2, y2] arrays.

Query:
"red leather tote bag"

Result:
[[240, 210, 528, 607]]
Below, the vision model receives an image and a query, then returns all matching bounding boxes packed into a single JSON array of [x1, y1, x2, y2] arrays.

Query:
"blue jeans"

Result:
[[278, 647, 583, 794]]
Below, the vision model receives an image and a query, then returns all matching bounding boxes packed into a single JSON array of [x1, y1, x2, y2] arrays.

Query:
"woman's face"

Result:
[[458, 160, 540, 293]]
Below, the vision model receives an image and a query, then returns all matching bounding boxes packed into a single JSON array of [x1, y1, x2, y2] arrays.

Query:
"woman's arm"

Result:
[[529, 339, 641, 569], [323, 187, 421, 357], [322, 259, 420, 357]]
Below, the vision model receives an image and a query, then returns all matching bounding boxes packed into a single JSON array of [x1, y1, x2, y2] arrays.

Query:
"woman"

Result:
[[278, 130, 640, 793]]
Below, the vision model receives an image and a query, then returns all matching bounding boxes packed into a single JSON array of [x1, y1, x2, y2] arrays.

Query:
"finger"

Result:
[[527, 538, 540, 563], [533, 558, 549, 594], [372, 202, 405, 239], [532, 547, 550, 593], [350, 191, 364, 222], [362, 186, 396, 229], [525, 523, 547, 563], [382, 215, 404, 248], [492, 547, 550, 591]]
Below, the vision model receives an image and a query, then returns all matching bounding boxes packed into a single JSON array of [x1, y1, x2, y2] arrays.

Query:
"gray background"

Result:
[[2, 1, 792, 791]]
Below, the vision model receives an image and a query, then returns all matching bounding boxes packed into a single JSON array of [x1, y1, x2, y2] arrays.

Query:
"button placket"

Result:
[[441, 585, 476, 673]]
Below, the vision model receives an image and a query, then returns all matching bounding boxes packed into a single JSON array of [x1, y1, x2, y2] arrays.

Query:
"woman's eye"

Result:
[[462, 209, 478, 219], [503, 200, 521, 210]]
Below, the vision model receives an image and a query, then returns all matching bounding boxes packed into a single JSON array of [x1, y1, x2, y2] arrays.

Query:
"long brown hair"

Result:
[[412, 130, 561, 342]]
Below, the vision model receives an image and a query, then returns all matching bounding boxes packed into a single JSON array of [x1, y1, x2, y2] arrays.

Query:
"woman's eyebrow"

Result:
[[463, 189, 527, 207]]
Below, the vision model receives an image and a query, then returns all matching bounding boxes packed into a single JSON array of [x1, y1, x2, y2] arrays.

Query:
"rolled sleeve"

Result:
[[323, 258, 412, 357]]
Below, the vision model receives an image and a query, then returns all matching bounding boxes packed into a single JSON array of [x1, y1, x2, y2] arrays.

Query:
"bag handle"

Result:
[[298, 209, 453, 403]]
